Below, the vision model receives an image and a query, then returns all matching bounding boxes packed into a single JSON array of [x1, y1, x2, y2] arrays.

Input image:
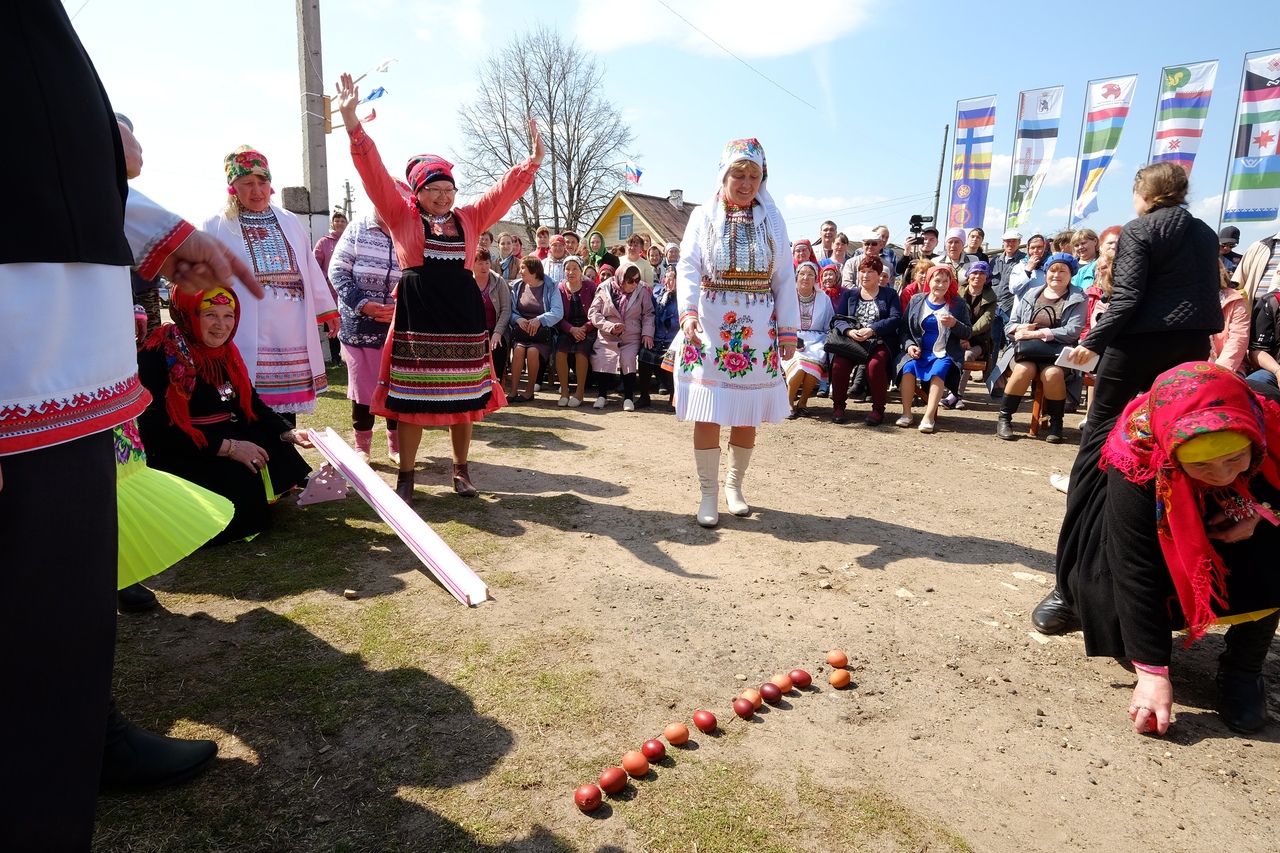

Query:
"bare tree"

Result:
[[455, 26, 635, 233]]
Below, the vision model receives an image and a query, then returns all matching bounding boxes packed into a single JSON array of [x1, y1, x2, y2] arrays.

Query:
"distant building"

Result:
[[587, 190, 700, 248]]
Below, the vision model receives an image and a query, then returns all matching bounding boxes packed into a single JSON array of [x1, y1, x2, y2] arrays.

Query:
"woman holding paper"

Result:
[[1033, 162, 1224, 634]]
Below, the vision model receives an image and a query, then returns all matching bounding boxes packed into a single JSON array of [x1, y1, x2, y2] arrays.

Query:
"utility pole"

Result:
[[295, 0, 328, 241], [932, 123, 950, 228]]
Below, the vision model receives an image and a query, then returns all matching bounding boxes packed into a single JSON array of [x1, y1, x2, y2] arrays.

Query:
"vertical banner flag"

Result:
[[1071, 75, 1139, 226], [1007, 86, 1064, 229], [949, 95, 997, 231], [1150, 60, 1218, 178], [1223, 51, 1280, 224]]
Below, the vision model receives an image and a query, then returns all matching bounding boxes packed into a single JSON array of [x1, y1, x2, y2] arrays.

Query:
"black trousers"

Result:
[[0, 431, 117, 851], [1056, 331, 1210, 600]]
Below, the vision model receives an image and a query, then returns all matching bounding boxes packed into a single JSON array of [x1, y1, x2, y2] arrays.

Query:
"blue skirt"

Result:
[[902, 352, 952, 382]]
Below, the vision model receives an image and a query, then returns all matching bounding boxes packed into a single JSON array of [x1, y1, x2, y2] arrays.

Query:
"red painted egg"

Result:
[[575, 784, 602, 812], [664, 722, 690, 745], [598, 766, 627, 794], [759, 682, 783, 704], [733, 697, 755, 719], [693, 710, 717, 733], [641, 739, 666, 761], [621, 750, 650, 777], [789, 669, 813, 689]]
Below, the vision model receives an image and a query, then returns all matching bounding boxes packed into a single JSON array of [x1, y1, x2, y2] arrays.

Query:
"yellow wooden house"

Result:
[[587, 189, 701, 250]]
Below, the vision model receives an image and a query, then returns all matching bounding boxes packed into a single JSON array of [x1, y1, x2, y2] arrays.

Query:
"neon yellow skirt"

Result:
[[116, 423, 233, 590]]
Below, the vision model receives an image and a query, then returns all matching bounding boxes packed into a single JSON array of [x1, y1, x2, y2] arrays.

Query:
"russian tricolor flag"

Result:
[[625, 160, 642, 184]]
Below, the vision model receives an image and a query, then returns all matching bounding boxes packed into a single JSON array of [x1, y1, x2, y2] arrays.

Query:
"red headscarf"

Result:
[[1102, 362, 1280, 643], [792, 239, 814, 268], [926, 264, 960, 300], [144, 286, 256, 448], [405, 154, 455, 194]]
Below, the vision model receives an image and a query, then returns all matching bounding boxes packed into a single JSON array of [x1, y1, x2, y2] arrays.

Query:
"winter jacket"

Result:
[[833, 285, 902, 358], [1082, 205, 1222, 352]]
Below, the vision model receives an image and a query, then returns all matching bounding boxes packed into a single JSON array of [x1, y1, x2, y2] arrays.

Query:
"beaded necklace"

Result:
[[798, 291, 816, 329]]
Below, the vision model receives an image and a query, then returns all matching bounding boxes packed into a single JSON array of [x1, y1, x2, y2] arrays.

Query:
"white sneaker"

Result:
[[568, 397, 582, 408], [534, 383, 542, 392], [593, 396, 607, 409], [557, 396, 569, 407], [623, 398, 635, 412]]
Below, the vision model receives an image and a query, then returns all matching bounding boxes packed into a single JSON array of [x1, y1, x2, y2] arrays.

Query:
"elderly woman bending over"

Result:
[[993, 252, 1086, 443]]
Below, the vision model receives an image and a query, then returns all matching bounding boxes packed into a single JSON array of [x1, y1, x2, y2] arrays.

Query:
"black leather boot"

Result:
[[996, 394, 1023, 440], [101, 697, 217, 791], [117, 583, 158, 613], [395, 469, 415, 501], [1031, 587, 1078, 635], [1216, 611, 1280, 733], [1045, 398, 1066, 444]]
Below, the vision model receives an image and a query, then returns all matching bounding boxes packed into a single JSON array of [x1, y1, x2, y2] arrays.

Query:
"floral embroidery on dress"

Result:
[[114, 421, 147, 465], [762, 345, 780, 378], [680, 342, 706, 373], [714, 312, 757, 378]]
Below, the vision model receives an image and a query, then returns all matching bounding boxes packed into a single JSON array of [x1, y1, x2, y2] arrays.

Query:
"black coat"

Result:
[[1082, 205, 1222, 352], [136, 347, 311, 545], [1072, 469, 1280, 664]]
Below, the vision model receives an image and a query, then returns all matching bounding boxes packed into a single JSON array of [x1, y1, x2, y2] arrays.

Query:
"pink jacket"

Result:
[[347, 124, 537, 274], [1211, 287, 1250, 374], [589, 278, 654, 374]]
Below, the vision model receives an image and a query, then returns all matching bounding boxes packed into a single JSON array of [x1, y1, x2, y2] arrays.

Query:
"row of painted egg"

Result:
[[574, 651, 852, 812]]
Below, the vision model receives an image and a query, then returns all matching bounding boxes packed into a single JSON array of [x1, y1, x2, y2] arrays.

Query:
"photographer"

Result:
[[895, 220, 938, 289]]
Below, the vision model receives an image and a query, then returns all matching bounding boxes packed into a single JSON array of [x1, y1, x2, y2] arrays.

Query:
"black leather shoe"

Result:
[[1031, 588, 1078, 635], [996, 415, 1015, 441], [118, 583, 159, 613], [1217, 667, 1269, 733], [395, 470, 415, 501], [101, 701, 218, 791]]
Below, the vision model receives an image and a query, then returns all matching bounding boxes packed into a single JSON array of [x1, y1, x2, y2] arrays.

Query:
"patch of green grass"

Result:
[[797, 772, 972, 852]]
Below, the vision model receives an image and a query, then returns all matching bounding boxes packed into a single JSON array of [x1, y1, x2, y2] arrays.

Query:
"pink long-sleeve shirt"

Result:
[[347, 123, 538, 273]]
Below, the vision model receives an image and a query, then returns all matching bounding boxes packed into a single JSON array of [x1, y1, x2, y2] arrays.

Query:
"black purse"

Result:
[[1013, 305, 1065, 363], [825, 316, 873, 364]]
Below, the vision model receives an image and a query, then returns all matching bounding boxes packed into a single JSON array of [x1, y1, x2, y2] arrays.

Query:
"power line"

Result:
[[70, 0, 92, 19], [784, 192, 935, 225], [655, 0, 817, 111]]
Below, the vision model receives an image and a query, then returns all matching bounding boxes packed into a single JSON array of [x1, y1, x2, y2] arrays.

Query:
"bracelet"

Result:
[[226, 439, 237, 459], [1133, 662, 1169, 676]]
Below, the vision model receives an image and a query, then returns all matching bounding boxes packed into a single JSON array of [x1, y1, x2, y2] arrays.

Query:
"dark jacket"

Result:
[[963, 284, 998, 355], [555, 279, 599, 335], [833, 286, 902, 357], [1250, 292, 1280, 359], [1082, 205, 1222, 352], [988, 250, 1027, 314]]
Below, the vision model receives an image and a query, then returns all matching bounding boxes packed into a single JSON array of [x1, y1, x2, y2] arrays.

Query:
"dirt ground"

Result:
[[102, 372, 1280, 852]]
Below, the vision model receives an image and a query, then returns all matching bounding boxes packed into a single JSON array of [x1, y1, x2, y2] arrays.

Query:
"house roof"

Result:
[[590, 191, 701, 246]]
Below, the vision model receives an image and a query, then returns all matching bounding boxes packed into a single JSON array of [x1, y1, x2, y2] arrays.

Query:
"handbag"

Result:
[[511, 322, 553, 345], [1013, 304, 1065, 363], [825, 316, 873, 365]]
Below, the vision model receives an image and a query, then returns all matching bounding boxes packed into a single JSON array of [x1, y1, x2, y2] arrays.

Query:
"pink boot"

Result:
[[386, 428, 401, 467], [354, 429, 373, 462]]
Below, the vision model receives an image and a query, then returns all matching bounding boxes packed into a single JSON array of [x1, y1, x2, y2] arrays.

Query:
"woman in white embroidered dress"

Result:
[[674, 138, 798, 527], [200, 146, 339, 421]]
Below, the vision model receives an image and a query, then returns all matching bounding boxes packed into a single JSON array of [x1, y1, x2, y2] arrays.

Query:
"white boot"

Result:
[[724, 444, 753, 516], [693, 447, 721, 528]]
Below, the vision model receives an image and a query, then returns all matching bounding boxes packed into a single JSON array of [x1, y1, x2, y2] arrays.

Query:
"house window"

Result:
[[618, 214, 633, 240]]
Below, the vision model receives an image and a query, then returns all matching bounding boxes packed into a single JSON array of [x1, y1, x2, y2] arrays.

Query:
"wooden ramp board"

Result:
[[305, 427, 489, 606]]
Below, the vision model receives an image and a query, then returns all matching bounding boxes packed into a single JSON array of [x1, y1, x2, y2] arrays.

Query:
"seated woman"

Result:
[[818, 259, 843, 310], [508, 256, 564, 402], [993, 252, 1086, 443], [1211, 264, 1250, 375], [1073, 363, 1280, 735], [897, 257, 935, 309], [137, 286, 312, 546], [638, 265, 679, 408], [474, 248, 512, 395], [783, 261, 835, 418], [829, 256, 900, 426], [949, 260, 997, 409], [553, 255, 597, 408], [589, 262, 654, 411], [896, 265, 971, 433]]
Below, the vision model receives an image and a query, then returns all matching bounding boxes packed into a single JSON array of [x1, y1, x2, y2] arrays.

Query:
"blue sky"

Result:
[[72, 0, 1276, 249]]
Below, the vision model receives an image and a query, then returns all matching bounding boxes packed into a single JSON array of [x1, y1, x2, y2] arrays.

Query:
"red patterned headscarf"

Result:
[[224, 145, 271, 184], [406, 154, 455, 194], [1102, 362, 1280, 643], [144, 287, 256, 448], [792, 239, 814, 268]]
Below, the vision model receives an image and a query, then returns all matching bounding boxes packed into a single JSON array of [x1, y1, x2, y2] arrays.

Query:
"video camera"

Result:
[[906, 214, 935, 256]]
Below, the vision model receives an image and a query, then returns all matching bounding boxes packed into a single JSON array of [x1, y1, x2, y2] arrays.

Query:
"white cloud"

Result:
[[1190, 193, 1223, 222], [413, 0, 488, 49], [577, 0, 871, 58], [989, 154, 1012, 188], [1042, 206, 1071, 219], [1043, 156, 1079, 188]]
